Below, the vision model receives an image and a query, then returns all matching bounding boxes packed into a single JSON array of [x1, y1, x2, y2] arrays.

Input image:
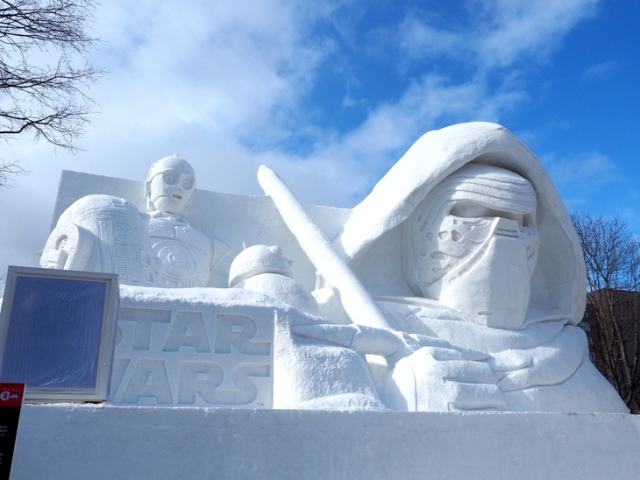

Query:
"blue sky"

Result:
[[0, 0, 639, 276]]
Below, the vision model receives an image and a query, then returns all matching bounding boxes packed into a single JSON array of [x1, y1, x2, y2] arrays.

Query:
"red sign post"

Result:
[[0, 383, 25, 480]]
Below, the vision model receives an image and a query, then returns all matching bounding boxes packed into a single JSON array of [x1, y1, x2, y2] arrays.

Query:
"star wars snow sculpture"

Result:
[[402, 164, 539, 330], [145, 155, 230, 287], [229, 245, 321, 316], [41, 155, 231, 287], [39, 122, 629, 413], [226, 242, 485, 409], [298, 123, 628, 413], [41, 194, 159, 285]]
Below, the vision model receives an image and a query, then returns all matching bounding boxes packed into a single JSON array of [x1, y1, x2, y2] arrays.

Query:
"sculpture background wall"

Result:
[[49, 170, 350, 290]]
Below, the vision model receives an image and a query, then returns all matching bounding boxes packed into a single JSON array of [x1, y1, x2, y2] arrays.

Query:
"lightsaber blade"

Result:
[[257, 165, 395, 330]]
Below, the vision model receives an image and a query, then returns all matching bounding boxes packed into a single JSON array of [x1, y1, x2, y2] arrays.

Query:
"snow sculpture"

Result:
[[40, 122, 629, 413], [145, 155, 230, 287], [229, 244, 321, 316], [313, 122, 627, 413], [110, 287, 274, 408], [402, 164, 539, 330], [41, 155, 231, 287], [40, 222, 93, 271], [41, 195, 158, 286]]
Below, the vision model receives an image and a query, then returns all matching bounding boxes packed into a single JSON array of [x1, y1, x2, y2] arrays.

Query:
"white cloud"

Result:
[[0, 0, 604, 279], [581, 61, 619, 82], [89, 0, 331, 142], [399, 0, 599, 68], [399, 18, 461, 60], [477, 0, 599, 67], [540, 151, 621, 210], [0, 0, 340, 277]]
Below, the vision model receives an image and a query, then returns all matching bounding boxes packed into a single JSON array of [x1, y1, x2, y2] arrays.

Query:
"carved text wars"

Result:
[[109, 306, 273, 408]]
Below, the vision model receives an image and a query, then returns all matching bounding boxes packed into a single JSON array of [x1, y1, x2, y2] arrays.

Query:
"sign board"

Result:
[[0, 383, 24, 480], [0, 267, 119, 402]]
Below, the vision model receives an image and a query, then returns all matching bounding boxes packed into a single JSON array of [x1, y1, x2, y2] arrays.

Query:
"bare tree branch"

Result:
[[0, 0, 102, 184], [573, 212, 640, 412]]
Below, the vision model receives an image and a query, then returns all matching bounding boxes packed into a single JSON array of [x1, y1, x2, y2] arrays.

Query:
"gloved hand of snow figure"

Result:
[[381, 346, 506, 412], [289, 322, 504, 412], [288, 323, 487, 365], [486, 326, 588, 392]]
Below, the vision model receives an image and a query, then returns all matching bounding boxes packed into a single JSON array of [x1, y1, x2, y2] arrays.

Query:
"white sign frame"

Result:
[[0, 266, 119, 402]]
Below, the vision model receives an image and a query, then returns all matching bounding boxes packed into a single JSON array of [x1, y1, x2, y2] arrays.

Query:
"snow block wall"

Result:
[[13, 405, 640, 480]]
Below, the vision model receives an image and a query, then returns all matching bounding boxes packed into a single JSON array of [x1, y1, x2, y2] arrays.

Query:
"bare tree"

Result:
[[0, 0, 101, 184], [572, 212, 640, 413]]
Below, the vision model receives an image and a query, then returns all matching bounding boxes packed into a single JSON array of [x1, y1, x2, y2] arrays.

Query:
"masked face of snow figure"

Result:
[[403, 164, 539, 330], [145, 155, 196, 216]]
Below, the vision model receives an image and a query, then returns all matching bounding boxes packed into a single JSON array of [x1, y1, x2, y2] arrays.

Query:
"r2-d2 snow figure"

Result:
[[41, 194, 159, 287], [229, 245, 320, 316]]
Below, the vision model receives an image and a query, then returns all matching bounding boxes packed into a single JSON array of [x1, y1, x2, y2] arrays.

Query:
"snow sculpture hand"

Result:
[[290, 323, 486, 364], [289, 322, 500, 411], [487, 326, 587, 391], [289, 323, 414, 362], [382, 347, 505, 412]]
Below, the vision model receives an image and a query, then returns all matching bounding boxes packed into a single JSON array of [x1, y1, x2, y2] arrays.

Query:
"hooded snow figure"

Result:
[[402, 163, 540, 330], [321, 122, 628, 413]]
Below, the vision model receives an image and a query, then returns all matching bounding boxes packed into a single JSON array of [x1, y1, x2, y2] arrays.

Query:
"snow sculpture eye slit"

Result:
[[402, 163, 538, 329]]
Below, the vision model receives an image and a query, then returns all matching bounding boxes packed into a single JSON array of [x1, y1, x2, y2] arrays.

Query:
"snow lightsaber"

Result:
[[257, 165, 395, 331]]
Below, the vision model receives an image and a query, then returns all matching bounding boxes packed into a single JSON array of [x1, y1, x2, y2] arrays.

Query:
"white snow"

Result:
[[12, 404, 640, 480]]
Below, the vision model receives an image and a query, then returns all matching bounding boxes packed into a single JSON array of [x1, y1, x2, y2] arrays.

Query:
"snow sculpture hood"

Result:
[[333, 122, 586, 325]]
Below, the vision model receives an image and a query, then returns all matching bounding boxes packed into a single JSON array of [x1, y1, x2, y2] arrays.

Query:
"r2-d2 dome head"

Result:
[[228, 245, 294, 288]]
